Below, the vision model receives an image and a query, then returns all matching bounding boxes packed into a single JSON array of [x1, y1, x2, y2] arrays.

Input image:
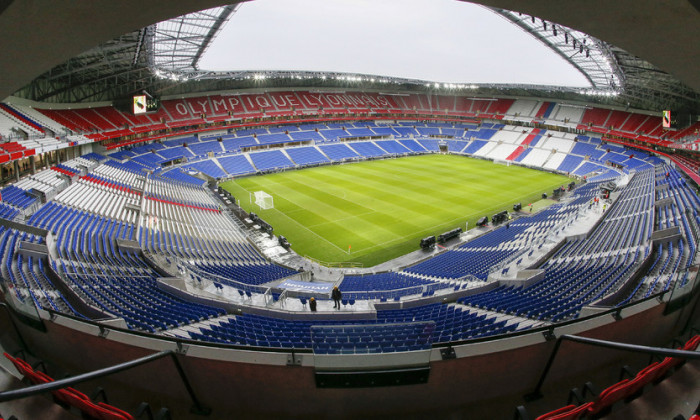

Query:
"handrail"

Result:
[[182, 260, 270, 295], [302, 255, 363, 268], [0, 349, 211, 415], [525, 333, 700, 401], [488, 205, 582, 276], [36, 286, 668, 356]]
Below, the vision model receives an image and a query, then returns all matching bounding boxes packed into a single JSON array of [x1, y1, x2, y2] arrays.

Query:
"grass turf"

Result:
[[220, 154, 569, 266]]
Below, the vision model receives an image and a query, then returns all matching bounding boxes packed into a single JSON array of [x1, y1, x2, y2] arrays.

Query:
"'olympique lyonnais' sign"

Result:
[[166, 91, 398, 117]]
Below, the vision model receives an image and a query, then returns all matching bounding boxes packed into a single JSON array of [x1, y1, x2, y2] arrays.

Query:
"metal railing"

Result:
[[182, 260, 272, 295], [525, 333, 700, 401], [0, 349, 210, 415], [488, 204, 585, 276], [303, 255, 363, 268]]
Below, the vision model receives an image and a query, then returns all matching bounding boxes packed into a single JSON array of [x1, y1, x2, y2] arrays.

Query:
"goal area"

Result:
[[253, 191, 274, 210], [493, 159, 511, 167]]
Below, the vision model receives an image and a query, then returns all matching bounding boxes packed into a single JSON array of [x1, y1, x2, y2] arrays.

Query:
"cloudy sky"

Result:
[[200, 0, 590, 87]]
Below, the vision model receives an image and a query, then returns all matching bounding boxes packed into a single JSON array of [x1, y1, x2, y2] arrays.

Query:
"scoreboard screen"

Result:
[[132, 94, 160, 115], [133, 95, 147, 114], [662, 110, 672, 128], [662, 110, 694, 130]]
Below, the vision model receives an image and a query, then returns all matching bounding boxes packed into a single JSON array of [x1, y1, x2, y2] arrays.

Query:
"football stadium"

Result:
[[0, 1, 699, 419]]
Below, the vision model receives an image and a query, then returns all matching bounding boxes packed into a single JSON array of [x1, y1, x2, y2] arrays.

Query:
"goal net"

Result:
[[254, 191, 274, 210]]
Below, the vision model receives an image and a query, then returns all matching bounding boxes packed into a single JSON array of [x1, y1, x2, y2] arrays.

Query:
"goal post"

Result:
[[254, 191, 274, 210]]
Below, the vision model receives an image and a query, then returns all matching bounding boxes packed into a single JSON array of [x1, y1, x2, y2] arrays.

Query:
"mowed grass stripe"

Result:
[[375, 157, 520, 199], [268, 173, 410, 242], [302, 165, 458, 239], [314, 168, 455, 220], [221, 154, 569, 266], [229, 171, 400, 254], [247, 178, 366, 242], [328, 165, 465, 214], [230, 157, 549, 262], [289, 164, 453, 232]]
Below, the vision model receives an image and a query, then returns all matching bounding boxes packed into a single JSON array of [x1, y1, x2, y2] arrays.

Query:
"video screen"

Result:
[[662, 110, 671, 128], [133, 95, 147, 115]]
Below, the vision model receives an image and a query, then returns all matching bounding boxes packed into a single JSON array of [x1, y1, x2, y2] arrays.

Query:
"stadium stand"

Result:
[[286, 146, 330, 166], [248, 150, 295, 172], [0, 110, 696, 419], [217, 154, 257, 176], [2, 1, 700, 416], [0, 62, 697, 420], [318, 143, 360, 160]]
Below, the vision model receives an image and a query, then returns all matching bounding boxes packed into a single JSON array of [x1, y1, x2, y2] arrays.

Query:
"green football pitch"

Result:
[[220, 154, 569, 267]]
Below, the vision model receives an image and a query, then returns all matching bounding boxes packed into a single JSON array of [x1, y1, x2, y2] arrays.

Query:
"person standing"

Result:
[[309, 297, 317, 312], [331, 286, 342, 309]]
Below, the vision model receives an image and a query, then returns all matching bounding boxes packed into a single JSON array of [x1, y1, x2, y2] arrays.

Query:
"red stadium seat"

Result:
[[535, 403, 592, 420], [620, 364, 658, 401], [586, 379, 631, 416], [654, 334, 700, 376], [4, 352, 31, 377], [95, 402, 135, 420], [683, 335, 700, 351], [3, 353, 133, 420], [3, 353, 50, 386]]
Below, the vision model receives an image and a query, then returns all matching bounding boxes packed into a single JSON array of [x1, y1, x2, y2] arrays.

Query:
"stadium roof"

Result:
[[151, 5, 240, 71], [2, 1, 699, 113]]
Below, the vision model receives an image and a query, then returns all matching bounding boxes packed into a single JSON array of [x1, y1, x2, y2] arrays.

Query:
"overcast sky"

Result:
[[199, 0, 590, 87]]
